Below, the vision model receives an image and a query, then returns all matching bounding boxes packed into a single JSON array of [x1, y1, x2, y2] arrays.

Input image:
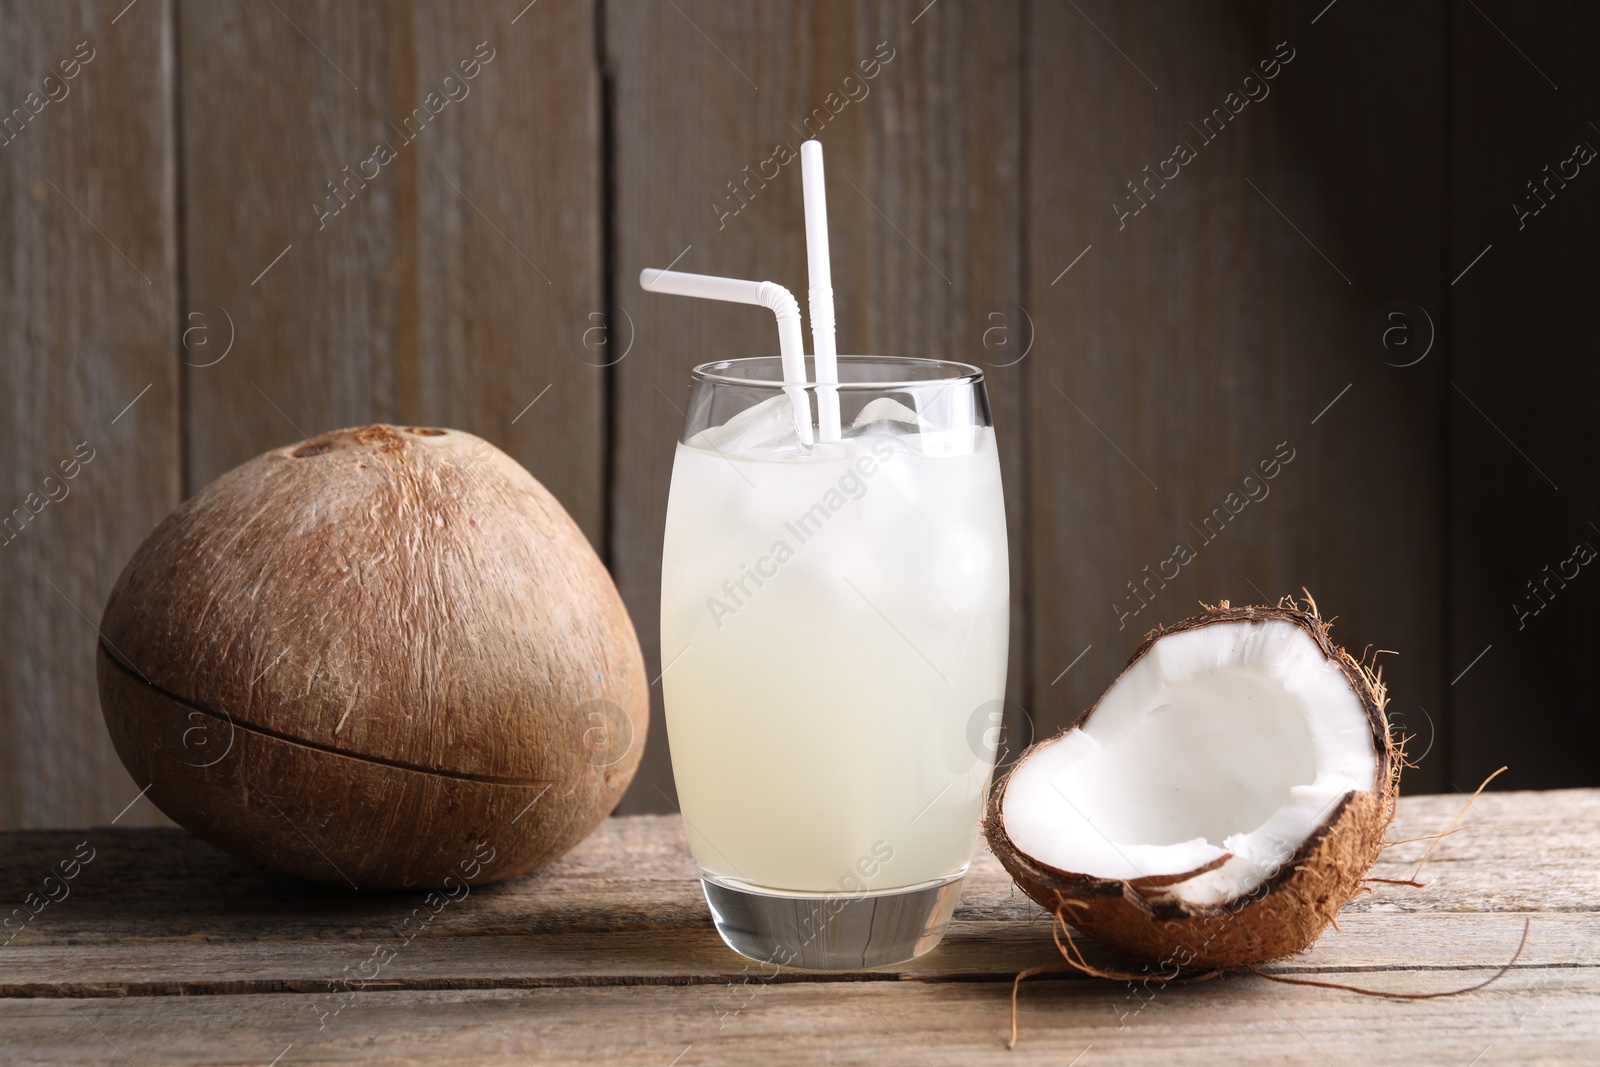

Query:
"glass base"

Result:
[[699, 871, 967, 970]]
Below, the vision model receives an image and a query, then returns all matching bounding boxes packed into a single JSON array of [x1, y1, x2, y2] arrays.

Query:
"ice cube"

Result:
[[848, 396, 981, 456], [688, 393, 805, 456], [847, 396, 924, 436]]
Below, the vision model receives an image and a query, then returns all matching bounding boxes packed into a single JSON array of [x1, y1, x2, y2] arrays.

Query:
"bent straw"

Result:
[[800, 140, 842, 441], [639, 267, 814, 446]]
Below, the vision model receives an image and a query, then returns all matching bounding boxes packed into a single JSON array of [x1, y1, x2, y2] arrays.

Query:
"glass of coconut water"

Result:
[[659, 355, 1009, 968]]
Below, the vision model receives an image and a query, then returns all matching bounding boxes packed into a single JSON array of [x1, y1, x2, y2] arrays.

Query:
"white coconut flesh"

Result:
[[1001, 618, 1377, 908]]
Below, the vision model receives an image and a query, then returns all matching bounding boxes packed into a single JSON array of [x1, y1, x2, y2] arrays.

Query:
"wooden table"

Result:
[[2, 789, 1595, 1065]]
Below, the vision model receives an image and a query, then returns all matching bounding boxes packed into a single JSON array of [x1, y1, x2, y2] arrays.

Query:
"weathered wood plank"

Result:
[[1447, 1, 1600, 791], [2, 970, 1596, 1067], [179, 0, 605, 543], [0, 0, 180, 828], [605, 0, 1025, 811], [0, 911, 1589, 999], [1, 791, 1593, 998], [1025, 1, 1448, 789]]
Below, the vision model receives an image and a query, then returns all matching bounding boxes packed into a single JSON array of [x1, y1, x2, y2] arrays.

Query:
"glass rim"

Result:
[[689, 355, 984, 391]]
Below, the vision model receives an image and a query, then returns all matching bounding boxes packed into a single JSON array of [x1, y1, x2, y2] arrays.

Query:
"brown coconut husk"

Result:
[[985, 594, 1398, 973], [97, 425, 649, 890]]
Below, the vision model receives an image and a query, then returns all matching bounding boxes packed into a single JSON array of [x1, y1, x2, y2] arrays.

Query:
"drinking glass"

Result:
[[659, 355, 1009, 969]]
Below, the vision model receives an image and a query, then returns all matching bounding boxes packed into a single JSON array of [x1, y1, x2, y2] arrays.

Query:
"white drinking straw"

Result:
[[639, 267, 815, 446], [800, 140, 842, 441]]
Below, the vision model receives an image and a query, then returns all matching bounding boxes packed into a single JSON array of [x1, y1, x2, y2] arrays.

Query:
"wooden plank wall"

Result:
[[2, 0, 1594, 829], [179, 0, 606, 534], [1449, 1, 1600, 790], [0, 0, 181, 827]]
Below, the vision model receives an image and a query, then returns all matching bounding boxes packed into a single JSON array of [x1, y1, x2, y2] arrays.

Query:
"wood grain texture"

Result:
[[178, 0, 606, 543], [3, 971, 1598, 1067], [0, 791, 1595, 1064], [1447, 1, 1600, 791], [605, 0, 1025, 812], [0, 0, 180, 828], [1, 791, 1593, 986], [1025, 1, 1448, 791]]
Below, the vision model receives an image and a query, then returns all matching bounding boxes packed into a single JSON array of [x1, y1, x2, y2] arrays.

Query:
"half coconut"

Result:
[[986, 598, 1398, 971]]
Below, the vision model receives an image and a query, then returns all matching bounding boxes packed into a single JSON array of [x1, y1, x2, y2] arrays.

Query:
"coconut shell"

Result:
[[984, 600, 1397, 971], [97, 425, 647, 890]]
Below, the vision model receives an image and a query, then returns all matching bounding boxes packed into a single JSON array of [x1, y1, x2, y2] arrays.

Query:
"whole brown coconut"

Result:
[[97, 425, 647, 890], [985, 598, 1398, 971]]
